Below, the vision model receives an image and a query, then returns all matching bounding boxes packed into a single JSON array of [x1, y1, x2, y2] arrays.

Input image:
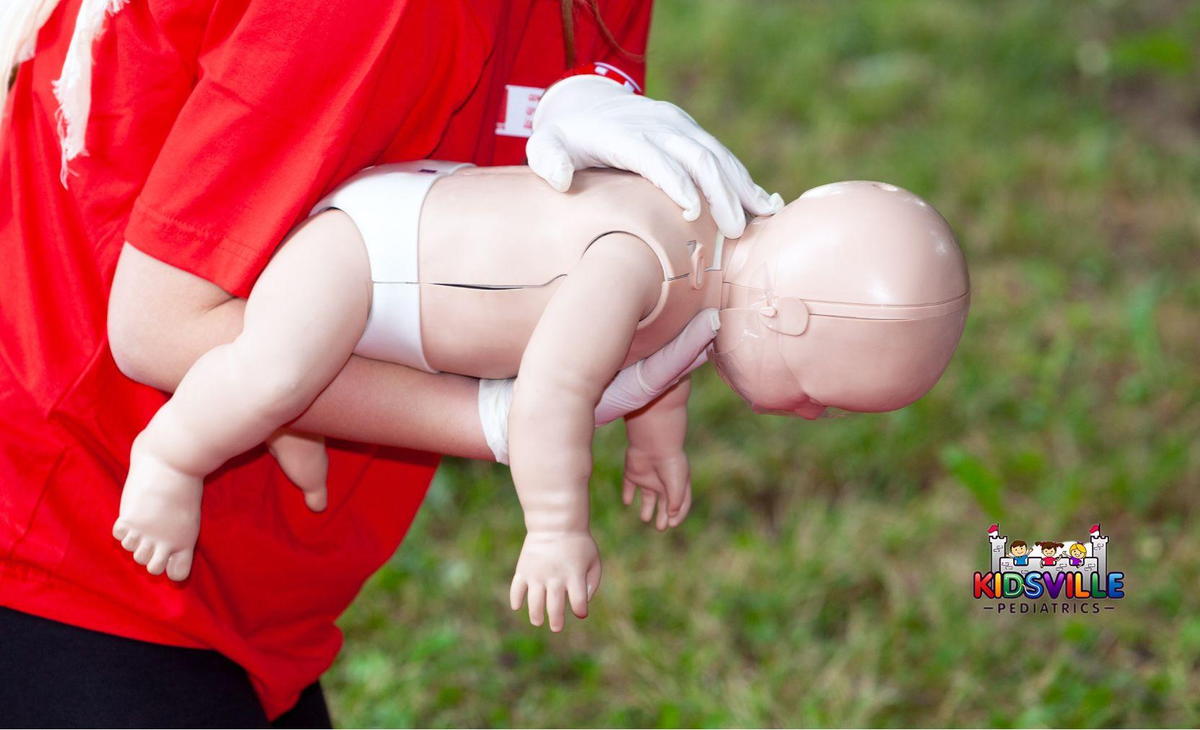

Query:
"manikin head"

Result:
[[712, 181, 970, 418]]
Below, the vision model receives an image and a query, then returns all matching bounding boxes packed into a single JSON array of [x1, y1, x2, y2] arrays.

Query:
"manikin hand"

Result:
[[622, 444, 691, 531], [621, 375, 694, 531], [509, 530, 601, 632], [528, 75, 784, 239]]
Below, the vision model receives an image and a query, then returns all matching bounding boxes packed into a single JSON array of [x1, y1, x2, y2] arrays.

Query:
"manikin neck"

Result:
[[702, 215, 765, 310]]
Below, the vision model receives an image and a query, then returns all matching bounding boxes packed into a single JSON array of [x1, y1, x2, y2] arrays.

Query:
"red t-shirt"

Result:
[[0, 0, 649, 718]]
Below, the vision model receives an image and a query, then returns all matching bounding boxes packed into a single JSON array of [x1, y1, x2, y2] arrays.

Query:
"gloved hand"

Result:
[[478, 308, 719, 464], [527, 74, 784, 239], [592, 308, 718, 425]]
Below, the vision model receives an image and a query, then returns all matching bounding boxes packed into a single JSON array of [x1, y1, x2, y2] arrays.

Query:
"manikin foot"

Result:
[[267, 430, 329, 512], [113, 440, 202, 581]]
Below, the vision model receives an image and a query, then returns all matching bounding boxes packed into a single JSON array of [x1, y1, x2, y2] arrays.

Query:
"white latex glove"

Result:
[[527, 75, 785, 239], [478, 308, 720, 464], [593, 307, 719, 426]]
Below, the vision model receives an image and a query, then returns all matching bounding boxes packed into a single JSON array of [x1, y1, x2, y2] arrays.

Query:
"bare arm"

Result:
[[107, 242, 491, 460], [622, 374, 692, 530], [508, 232, 662, 531], [506, 232, 662, 631]]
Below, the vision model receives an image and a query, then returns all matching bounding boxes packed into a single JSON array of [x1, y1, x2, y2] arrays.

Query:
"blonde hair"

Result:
[[2, 0, 129, 183], [1069, 543, 1087, 557]]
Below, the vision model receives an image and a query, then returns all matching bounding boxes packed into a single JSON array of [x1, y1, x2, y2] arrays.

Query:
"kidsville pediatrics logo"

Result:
[[974, 523, 1125, 615]]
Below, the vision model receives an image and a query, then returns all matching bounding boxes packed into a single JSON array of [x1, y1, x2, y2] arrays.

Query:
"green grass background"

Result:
[[326, 1, 1200, 726]]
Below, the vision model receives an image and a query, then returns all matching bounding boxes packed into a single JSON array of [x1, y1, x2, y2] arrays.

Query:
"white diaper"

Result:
[[310, 160, 473, 373]]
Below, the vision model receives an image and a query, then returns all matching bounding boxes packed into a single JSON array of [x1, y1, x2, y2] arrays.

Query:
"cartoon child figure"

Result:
[[1009, 540, 1031, 566], [1066, 542, 1087, 567], [1035, 541, 1063, 566]]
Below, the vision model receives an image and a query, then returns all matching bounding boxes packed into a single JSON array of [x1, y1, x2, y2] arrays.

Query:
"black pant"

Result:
[[0, 606, 332, 728]]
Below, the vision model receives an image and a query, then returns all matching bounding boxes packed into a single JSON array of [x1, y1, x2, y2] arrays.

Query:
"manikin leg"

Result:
[[113, 211, 372, 580], [267, 429, 330, 511]]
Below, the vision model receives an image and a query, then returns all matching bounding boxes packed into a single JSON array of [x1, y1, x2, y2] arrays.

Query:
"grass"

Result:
[[325, 1, 1200, 726]]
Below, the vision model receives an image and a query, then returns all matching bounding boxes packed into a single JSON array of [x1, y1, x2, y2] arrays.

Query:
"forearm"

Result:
[[508, 378, 597, 533], [624, 376, 690, 453], [299, 354, 488, 459], [110, 247, 490, 460]]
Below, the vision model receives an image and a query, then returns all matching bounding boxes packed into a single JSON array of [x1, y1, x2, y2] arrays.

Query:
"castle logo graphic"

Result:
[[973, 523, 1125, 614]]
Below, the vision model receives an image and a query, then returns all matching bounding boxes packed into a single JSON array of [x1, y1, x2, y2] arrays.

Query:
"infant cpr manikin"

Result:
[[113, 161, 968, 631]]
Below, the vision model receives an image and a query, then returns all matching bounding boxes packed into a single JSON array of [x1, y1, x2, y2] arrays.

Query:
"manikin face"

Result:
[[709, 338, 826, 419], [711, 278, 826, 419]]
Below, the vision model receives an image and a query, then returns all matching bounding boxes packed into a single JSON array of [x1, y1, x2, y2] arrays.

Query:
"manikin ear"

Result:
[[758, 297, 810, 336]]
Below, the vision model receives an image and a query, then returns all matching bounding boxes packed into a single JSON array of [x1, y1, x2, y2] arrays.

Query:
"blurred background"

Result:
[[326, 1, 1199, 726]]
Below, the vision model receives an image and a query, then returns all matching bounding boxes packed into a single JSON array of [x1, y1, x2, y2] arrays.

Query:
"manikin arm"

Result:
[[507, 232, 662, 632], [622, 375, 692, 530], [108, 243, 715, 464]]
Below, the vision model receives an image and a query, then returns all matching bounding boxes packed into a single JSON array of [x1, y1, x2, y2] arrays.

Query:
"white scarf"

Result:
[[1, 0, 129, 184]]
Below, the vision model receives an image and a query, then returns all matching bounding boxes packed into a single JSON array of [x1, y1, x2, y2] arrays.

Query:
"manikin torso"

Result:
[[418, 166, 723, 377]]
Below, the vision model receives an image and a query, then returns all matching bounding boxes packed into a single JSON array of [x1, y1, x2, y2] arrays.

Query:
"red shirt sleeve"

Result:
[[125, 0, 487, 298]]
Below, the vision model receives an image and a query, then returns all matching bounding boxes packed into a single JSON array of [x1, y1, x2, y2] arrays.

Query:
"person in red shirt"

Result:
[[0, 0, 775, 724]]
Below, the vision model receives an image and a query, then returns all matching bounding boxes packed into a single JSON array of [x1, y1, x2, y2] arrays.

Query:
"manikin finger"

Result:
[[166, 550, 193, 582], [526, 127, 576, 193], [133, 540, 154, 566], [120, 530, 141, 552], [586, 561, 602, 602], [639, 489, 657, 523], [567, 573, 589, 618], [661, 458, 691, 515], [657, 134, 745, 238], [668, 486, 693, 528], [655, 495, 670, 531], [546, 581, 566, 632], [527, 583, 547, 627], [510, 576, 528, 611], [112, 521, 128, 542], [146, 545, 171, 576], [622, 478, 637, 506]]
